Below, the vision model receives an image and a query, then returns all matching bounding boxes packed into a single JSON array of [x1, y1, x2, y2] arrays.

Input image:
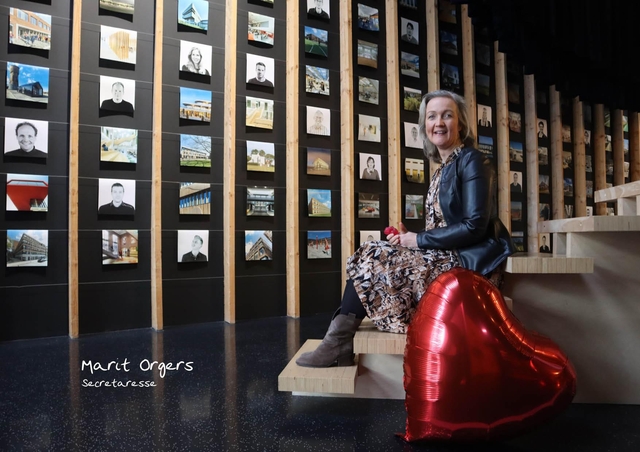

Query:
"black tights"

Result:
[[339, 279, 367, 319]]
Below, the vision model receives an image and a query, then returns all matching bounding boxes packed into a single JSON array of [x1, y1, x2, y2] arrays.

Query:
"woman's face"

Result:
[[425, 96, 461, 151], [191, 49, 202, 64], [367, 158, 374, 169]]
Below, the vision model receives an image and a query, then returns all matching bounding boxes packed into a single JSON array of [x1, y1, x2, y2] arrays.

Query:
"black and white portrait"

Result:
[[400, 18, 419, 45], [98, 178, 136, 215], [99, 75, 135, 114], [178, 230, 209, 263], [510, 171, 522, 193], [537, 118, 548, 139], [478, 104, 492, 128], [179, 40, 212, 75], [306, 106, 331, 136], [307, 0, 330, 19], [359, 153, 382, 181], [404, 122, 421, 149], [539, 233, 551, 253], [4, 117, 48, 159], [246, 53, 275, 88]]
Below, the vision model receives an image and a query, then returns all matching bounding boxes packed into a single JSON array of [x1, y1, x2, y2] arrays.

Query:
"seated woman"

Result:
[[297, 89, 515, 368]]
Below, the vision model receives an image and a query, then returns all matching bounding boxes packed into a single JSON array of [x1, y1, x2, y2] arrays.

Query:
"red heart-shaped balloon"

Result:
[[400, 268, 576, 442]]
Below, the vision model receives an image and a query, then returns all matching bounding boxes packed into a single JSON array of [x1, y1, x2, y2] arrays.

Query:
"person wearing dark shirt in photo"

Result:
[[247, 62, 274, 87], [538, 121, 547, 139], [539, 235, 550, 253], [401, 22, 418, 45], [308, 0, 329, 19], [100, 81, 134, 114], [98, 182, 135, 215], [5, 122, 47, 158], [181, 235, 208, 262], [510, 173, 522, 193]]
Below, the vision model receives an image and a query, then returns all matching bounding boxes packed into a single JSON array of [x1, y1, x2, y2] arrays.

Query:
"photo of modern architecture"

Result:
[[246, 96, 274, 129], [306, 148, 331, 176], [246, 187, 275, 217], [102, 230, 138, 265], [246, 141, 275, 172], [179, 183, 211, 215], [5, 62, 49, 104], [245, 230, 273, 261], [9, 8, 51, 50], [100, 127, 138, 163], [180, 134, 211, 167], [6, 230, 48, 267], [6, 174, 48, 212], [307, 189, 331, 217], [99, 0, 135, 15], [180, 87, 211, 122], [177, 0, 208, 31]]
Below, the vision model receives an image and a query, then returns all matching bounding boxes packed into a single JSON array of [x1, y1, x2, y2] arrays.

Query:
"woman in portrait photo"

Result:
[[361, 156, 381, 180], [182, 47, 210, 75]]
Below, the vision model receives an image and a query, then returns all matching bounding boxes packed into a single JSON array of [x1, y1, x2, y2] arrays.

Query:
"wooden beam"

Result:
[[573, 97, 587, 217], [426, 0, 439, 180], [340, 0, 354, 286], [68, 0, 83, 338], [150, 0, 164, 331], [630, 112, 640, 182], [386, 0, 401, 227], [593, 104, 607, 215], [223, 0, 238, 323], [524, 75, 538, 251], [549, 86, 564, 219], [286, 0, 300, 318], [494, 43, 510, 229], [612, 109, 625, 186], [461, 5, 477, 135]]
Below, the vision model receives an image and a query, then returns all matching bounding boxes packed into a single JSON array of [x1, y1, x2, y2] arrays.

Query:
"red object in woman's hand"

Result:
[[384, 226, 399, 236]]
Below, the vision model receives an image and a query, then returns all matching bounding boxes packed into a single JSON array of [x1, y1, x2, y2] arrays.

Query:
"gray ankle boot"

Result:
[[296, 311, 363, 368]]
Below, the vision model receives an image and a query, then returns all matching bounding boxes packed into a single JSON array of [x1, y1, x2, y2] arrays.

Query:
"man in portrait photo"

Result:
[[538, 120, 547, 138], [308, 109, 329, 135], [510, 172, 522, 193], [308, 0, 329, 19], [247, 61, 274, 87], [584, 130, 591, 146], [401, 21, 418, 44], [5, 121, 47, 158], [539, 234, 551, 253], [181, 235, 207, 262], [100, 81, 134, 114], [98, 182, 135, 215], [478, 106, 491, 127]]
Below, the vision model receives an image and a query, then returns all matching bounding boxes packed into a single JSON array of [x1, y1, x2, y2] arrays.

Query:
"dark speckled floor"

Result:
[[1, 314, 639, 451]]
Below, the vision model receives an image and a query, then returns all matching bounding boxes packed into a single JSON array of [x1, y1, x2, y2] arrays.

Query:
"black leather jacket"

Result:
[[416, 147, 515, 276]]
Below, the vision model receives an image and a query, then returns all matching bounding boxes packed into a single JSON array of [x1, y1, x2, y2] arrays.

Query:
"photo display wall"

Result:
[[583, 102, 594, 217], [560, 95, 575, 220], [536, 83, 552, 252]]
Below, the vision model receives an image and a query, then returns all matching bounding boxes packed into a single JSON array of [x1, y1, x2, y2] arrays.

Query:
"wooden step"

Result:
[[594, 180, 640, 203], [505, 252, 594, 274], [538, 215, 640, 233], [278, 339, 358, 394]]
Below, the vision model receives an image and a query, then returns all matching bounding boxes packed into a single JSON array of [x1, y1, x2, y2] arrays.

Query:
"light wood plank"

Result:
[[354, 319, 406, 355], [617, 197, 638, 216], [286, 0, 300, 318], [593, 104, 607, 215], [151, 0, 164, 331], [494, 43, 510, 229], [630, 112, 640, 182], [68, 0, 83, 338], [573, 97, 587, 217], [223, 0, 238, 323], [505, 253, 594, 274], [461, 5, 476, 135], [426, 0, 439, 180], [549, 87, 564, 219], [386, 0, 401, 227], [595, 180, 640, 203], [538, 215, 640, 233], [524, 75, 538, 251], [612, 109, 625, 186], [278, 340, 358, 394]]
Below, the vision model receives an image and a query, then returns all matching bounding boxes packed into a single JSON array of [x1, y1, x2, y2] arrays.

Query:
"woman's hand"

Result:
[[386, 222, 418, 248]]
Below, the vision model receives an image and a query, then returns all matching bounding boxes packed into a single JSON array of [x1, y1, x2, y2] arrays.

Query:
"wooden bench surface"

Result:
[[505, 252, 594, 274], [538, 215, 640, 233], [594, 180, 640, 203]]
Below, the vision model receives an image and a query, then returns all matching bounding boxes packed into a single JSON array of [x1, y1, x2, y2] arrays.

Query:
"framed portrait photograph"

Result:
[[439, 30, 457, 55], [405, 194, 424, 220], [306, 65, 329, 95], [178, 230, 209, 263], [101, 127, 137, 164], [306, 106, 331, 136], [536, 118, 548, 139], [304, 27, 329, 57], [9, 8, 52, 50], [99, 75, 135, 114], [359, 153, 382, 181], [6, 62, 49, 104], [179, 182, 211, 215], [177, 0, 208, 31], [404, 122, 421, 149], [246, 187, 275, 217], [306, 147, 331, 176], [539, 203, 550, 221], [246, 53, 275, 88], [405, 157, 425, 184], [4, 117, 48, 159], [245, 230, 273, 261], [180, 87, 211, 122], [246, 141, 275, 172], [102, 230, 138, 265], [510, 171, 523, 193], [6, 230, 48, 267], [358, 115, 381, 142], [562, 125, 572, 143], [98, 178, 136, 215], [357, 4, 379, 31], [403, 86, 421, 111], [478, 104, 492, 128], [538, 233, 551, 253], [358, 77, 379, 105], [246, 96, 274, 129], [180, 134, 211, 168], [400, 52, 419, 78], [509, 111, 522, 133], [307, 0, 330, 19], [100, 25, 137, 65], [307, 231, 332, 259], [584, 130, 591, 146], [359, 230, 381, 245], [358, 193, 380, 219], [307, 189, 331, 217], [248, 12, 275, 46], [357, 40, 378, 68], [400, 18, 419, 45], [179, 40, 212, 75], [6, 174, 48, 212]]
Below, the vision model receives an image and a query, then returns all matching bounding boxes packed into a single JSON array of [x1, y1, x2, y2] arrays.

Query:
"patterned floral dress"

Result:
[[346, 150, 462, 334]]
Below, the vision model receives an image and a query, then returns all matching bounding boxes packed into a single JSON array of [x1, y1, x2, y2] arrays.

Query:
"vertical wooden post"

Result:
[[285, 0, 300, 317], [612, 109, 625, 186], [386, 0, 401, 227], [461, 5, 476, 135], [223, 0, 238, 323], [494, 43, 510, 229], [573, 97, 587, 217], [630, 112, 640, 182], [549, 86, 564, 219], [68, 0, 83, 338], [426, 0, 439, 180], [524, 75, 538, 251], [593, 104, 607, 215], [340, 0, 354, 287], [151, 0, 164, 331]]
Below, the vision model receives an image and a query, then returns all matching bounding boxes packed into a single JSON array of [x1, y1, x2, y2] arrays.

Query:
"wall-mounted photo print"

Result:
[[180, 87, 211, 122], [6, 174, 48, 212], [562, 125, 571, 143], [586, 180, 594, 198], [179, 40, 212, 75], [179, 182, 211, 215], [405, 194, 424, 220], [358, 115, 381, 142], [248, 11, 275, 46], [539, 203, 550, 221], [9, 8, 51, 50], [476, 43, 490, 66], [512, 232, 524, 252], [102, 230, 138, 265], [605, 134, 612, 152], [509, 141, 523, 162], [307, 147, 331, 176], [247, 187, 275, 216], [246, 96, 274, 129], [509, 111, 522, 133], [306, 66, 329, 95], [476, 74, 490, 97], [359, 230, 381, 245], [304, 27, 328, 57], [306, 106, 331, 136], [101, 127, 137, 164], [585, 155, 593, 173], [583, 129, 590, 146], [4, 117, 48, 159], [565, 204, 574, 218], [538, 233, 551, 253], [400, 17, 419, 44], [178, 230, 209, 263], [404, 122, 421, 149], [180, 134, 211, 167], [508, 83, 520, 104], [99, 75, 135, 114], [586, 206, 593, 217], [440, 30, 457, 55], [478, 136, 493, 157], [441, 63, 460, 91], [178, 0, 208, 31], [359, 153, 382, 181], [246, 53, 274, 87], [245, 230, 273, 261], [405, 158, 425, 183], [6, 62, 49, 104], [98, 178, 135, 215], [439, 0, 457, 23], [307, 189, 331, 217], [511, 201, 522, 222], [564, 178, 573, 197], [478, 104, 492, 127], [357, 4, 379, 31], [6, 230, 48, 267], [357, 40, 378, 68], [246, 141, 275, 172], [510, 171, 522, 193], [562, 151, 572, 170], [536, 118, 548, 139], [538, 146, 548, 165], [307, 231, 331, 259], [100, 26, 137, 65], [358, 77, 379, 105], [100, 0, 134, 15], [399, 0, 417, 9], [400, 52, 419, 78], [403, 86, 421, 111], [307, 0, 330, 19], [539, 174, 550, 194], [358, 193, 380, 218]]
